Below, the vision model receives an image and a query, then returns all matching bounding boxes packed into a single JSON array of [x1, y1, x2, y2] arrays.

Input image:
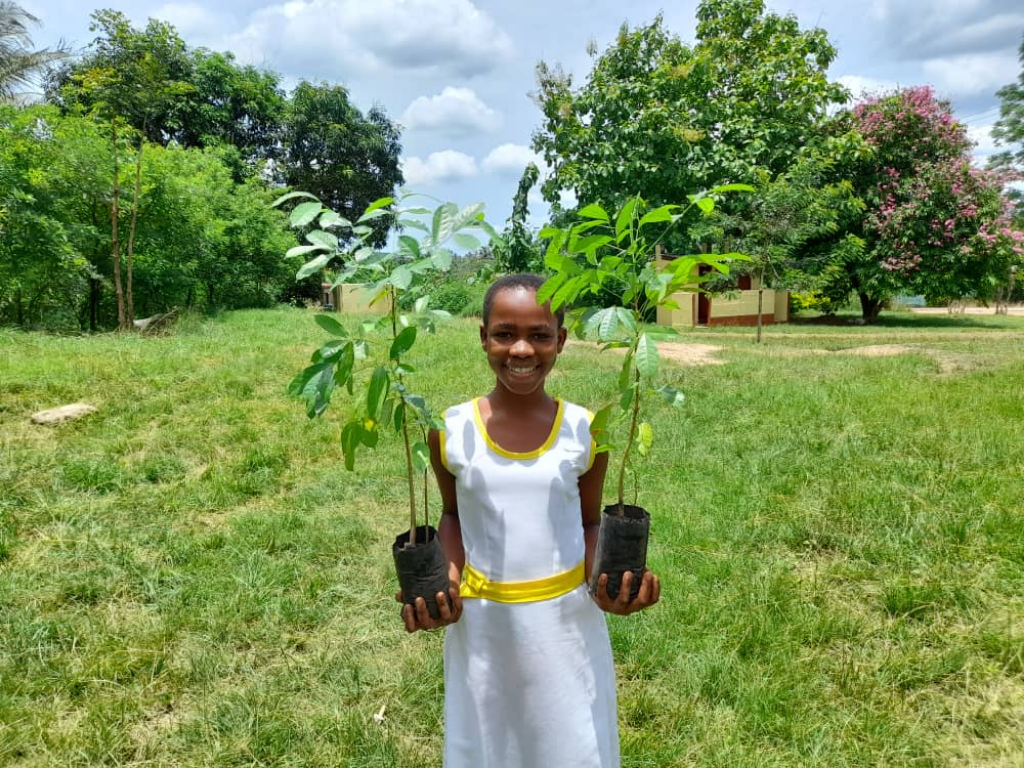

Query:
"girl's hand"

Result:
[[590, 569, 660, 615], [396, 586, 463, 632]]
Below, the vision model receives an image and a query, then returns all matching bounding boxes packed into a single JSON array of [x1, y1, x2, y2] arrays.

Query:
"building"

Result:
[[655, 250, 789, 328]]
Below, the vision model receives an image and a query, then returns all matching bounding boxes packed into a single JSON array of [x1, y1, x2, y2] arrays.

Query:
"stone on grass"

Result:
[[30, 403, 98, 425]]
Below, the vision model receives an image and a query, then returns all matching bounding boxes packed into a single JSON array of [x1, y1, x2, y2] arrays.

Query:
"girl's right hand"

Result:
[[396, 586, 462, 632]]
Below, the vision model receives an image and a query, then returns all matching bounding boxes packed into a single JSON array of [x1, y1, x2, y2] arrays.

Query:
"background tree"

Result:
[[531, 0, 846, 230], [494, 161, 540, 273], [798, 87, 1023, 320], [989, 34, 1024, 173], [281, 82, 403, 243], [0, 1, 67, 102]]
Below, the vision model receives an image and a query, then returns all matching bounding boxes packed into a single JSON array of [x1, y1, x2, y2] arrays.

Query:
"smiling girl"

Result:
[[398, 273, 660, 767]]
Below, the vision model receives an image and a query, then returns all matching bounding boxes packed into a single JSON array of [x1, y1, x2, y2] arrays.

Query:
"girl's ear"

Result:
[[479, 323, 488, 348], [556, 325, 567, 353]]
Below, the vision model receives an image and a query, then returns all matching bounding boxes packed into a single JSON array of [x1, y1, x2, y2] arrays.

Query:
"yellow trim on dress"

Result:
[[460, 561, 584, 603], [472, 398, 564, 460], [439, 426, 448, 472]]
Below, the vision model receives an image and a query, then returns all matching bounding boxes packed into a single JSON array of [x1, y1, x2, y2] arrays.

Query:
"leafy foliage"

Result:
[[531, 1, 846, 229], [802, 87, 1023, 320], [281, 82, 404, 244], [277, 192, 499, 535], [0, 1, 68, 102], [540, 187, 749, 505]]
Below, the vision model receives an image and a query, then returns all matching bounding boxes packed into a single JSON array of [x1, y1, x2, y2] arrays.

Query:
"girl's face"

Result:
[[480, 287, 567, 397]]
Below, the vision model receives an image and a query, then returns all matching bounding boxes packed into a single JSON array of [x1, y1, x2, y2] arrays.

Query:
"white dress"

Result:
[[440, 398, 620, 768]]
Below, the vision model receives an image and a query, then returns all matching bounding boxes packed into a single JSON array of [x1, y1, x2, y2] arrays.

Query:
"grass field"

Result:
[[1, 307, 1022, 767]]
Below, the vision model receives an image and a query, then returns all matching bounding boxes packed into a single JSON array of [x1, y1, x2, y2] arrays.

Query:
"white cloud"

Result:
[[837, 75, 902, 101], [402, 150, 478, 186], [922, 52, 1020, 98], [401, 87, 501, 136], [153, 3, 233, 38], [226, 0, 513, 80], [967, 124, 1000, 159], [481, 143, 545, 177]]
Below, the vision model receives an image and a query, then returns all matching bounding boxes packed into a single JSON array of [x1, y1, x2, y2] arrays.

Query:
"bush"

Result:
[[424, 280, 473, 315]]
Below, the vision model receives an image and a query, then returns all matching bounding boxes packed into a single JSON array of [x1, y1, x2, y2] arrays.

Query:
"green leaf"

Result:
[[430, 248, 453, 272], [537, 274, 566, 306], [363, 196, 395, 215], [589, 404, 614, 447], [618, 351, 634, 391], [619, 385, 636, 411], [598, 306, 620, 341], [367, 366, 389, 420], [314, 314, 348, 337], [390, 266, 413, 291], [318, 210, 352, 229], [706, 183, 755, 195], [360, 420, 379, 447], [453, 233, 481, 251], [615, 196, 639, 242], [393, 402, 406, 433], [637, 422, 653, 458], [288, 362, 334, 418], [635, 333, 659, 378], [638, 204, 678, 228], [272, 190, 319, 208], [398, 235, 421, 259], [411, 441, 430, 473], [414, 295, 429, 313], [296, 253, 331, 280], [695, 197, 714, 214], [290, 201, 323, 228], [334, 342, 354, 387], [432, 202, 458, 244], [285, 244, 325, 259], [306, 230, 338, 250], [390, 326, 417, 360], [356, 207, 390, 224], [578, 203, 610, 221], [657, 385, 685, 408], [341, 420, 361, 471]]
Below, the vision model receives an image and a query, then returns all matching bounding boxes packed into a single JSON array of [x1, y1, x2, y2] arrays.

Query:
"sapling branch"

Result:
[[617, 364, 642, 512]]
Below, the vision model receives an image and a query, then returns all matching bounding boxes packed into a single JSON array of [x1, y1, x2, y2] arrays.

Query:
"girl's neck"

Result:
[[485, 384, 555, 415]]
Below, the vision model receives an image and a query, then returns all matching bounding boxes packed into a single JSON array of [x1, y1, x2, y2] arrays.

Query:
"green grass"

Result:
[[1, 307, 1022, 767]]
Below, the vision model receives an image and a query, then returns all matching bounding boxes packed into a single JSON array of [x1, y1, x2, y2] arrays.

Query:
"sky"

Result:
[[20, 0, 1024, 228]]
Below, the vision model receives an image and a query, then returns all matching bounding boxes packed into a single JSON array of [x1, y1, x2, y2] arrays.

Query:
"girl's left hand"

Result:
[[590, 569, 660, 615]]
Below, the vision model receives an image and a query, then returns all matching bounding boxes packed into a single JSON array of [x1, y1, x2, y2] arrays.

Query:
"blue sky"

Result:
[[22, 0, 1024, 228]]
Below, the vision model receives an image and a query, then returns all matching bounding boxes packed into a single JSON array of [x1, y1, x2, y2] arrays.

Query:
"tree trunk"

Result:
[[89, 277, 99, 332], [110, 122, 126, 331], [756, 282, 764, 344], [126, 127, 146, 329], [858, 292, 882, 323]]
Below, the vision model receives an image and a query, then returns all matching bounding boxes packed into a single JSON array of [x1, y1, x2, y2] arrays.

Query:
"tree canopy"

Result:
[[797, 87, 1022, 319], [0, 1, 67, 102], [531, 0, 847, 218]]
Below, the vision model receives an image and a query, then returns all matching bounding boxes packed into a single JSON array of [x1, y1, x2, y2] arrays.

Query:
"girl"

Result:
[[400, 273, 660, 768]]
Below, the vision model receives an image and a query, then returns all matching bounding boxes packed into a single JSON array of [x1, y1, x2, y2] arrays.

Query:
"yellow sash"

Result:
[[460, 561, 585, 604]]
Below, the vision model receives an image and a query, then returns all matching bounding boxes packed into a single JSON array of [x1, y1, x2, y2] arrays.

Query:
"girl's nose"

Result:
[[510, 338, 533, 356]]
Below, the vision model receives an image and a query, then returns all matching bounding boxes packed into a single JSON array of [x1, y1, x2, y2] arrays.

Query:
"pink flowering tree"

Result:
[[812, 86, 1023, 320]]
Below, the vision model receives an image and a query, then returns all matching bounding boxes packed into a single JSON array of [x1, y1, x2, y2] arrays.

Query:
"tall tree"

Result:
[[531, 0, 846, 220], [989, 34, 1024, 172], [281, 81, 403, 239], [0, 1, 67, 102], [495, 162, 540, 273], [802, 87, 1022, 320]]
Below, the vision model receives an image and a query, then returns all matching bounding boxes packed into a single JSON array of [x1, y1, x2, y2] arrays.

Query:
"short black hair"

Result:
[[482, 273, 564, 328]]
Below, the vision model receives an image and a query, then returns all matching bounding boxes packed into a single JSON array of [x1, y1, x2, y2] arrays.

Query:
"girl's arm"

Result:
[[397, 428, 465, 633], [580, 451, 661, 615]]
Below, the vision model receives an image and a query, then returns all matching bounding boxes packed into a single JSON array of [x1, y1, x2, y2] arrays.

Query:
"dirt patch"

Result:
[[569, 339, 725, 366], [653, 342, 726, 366], [835, 344, 918, 357]]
